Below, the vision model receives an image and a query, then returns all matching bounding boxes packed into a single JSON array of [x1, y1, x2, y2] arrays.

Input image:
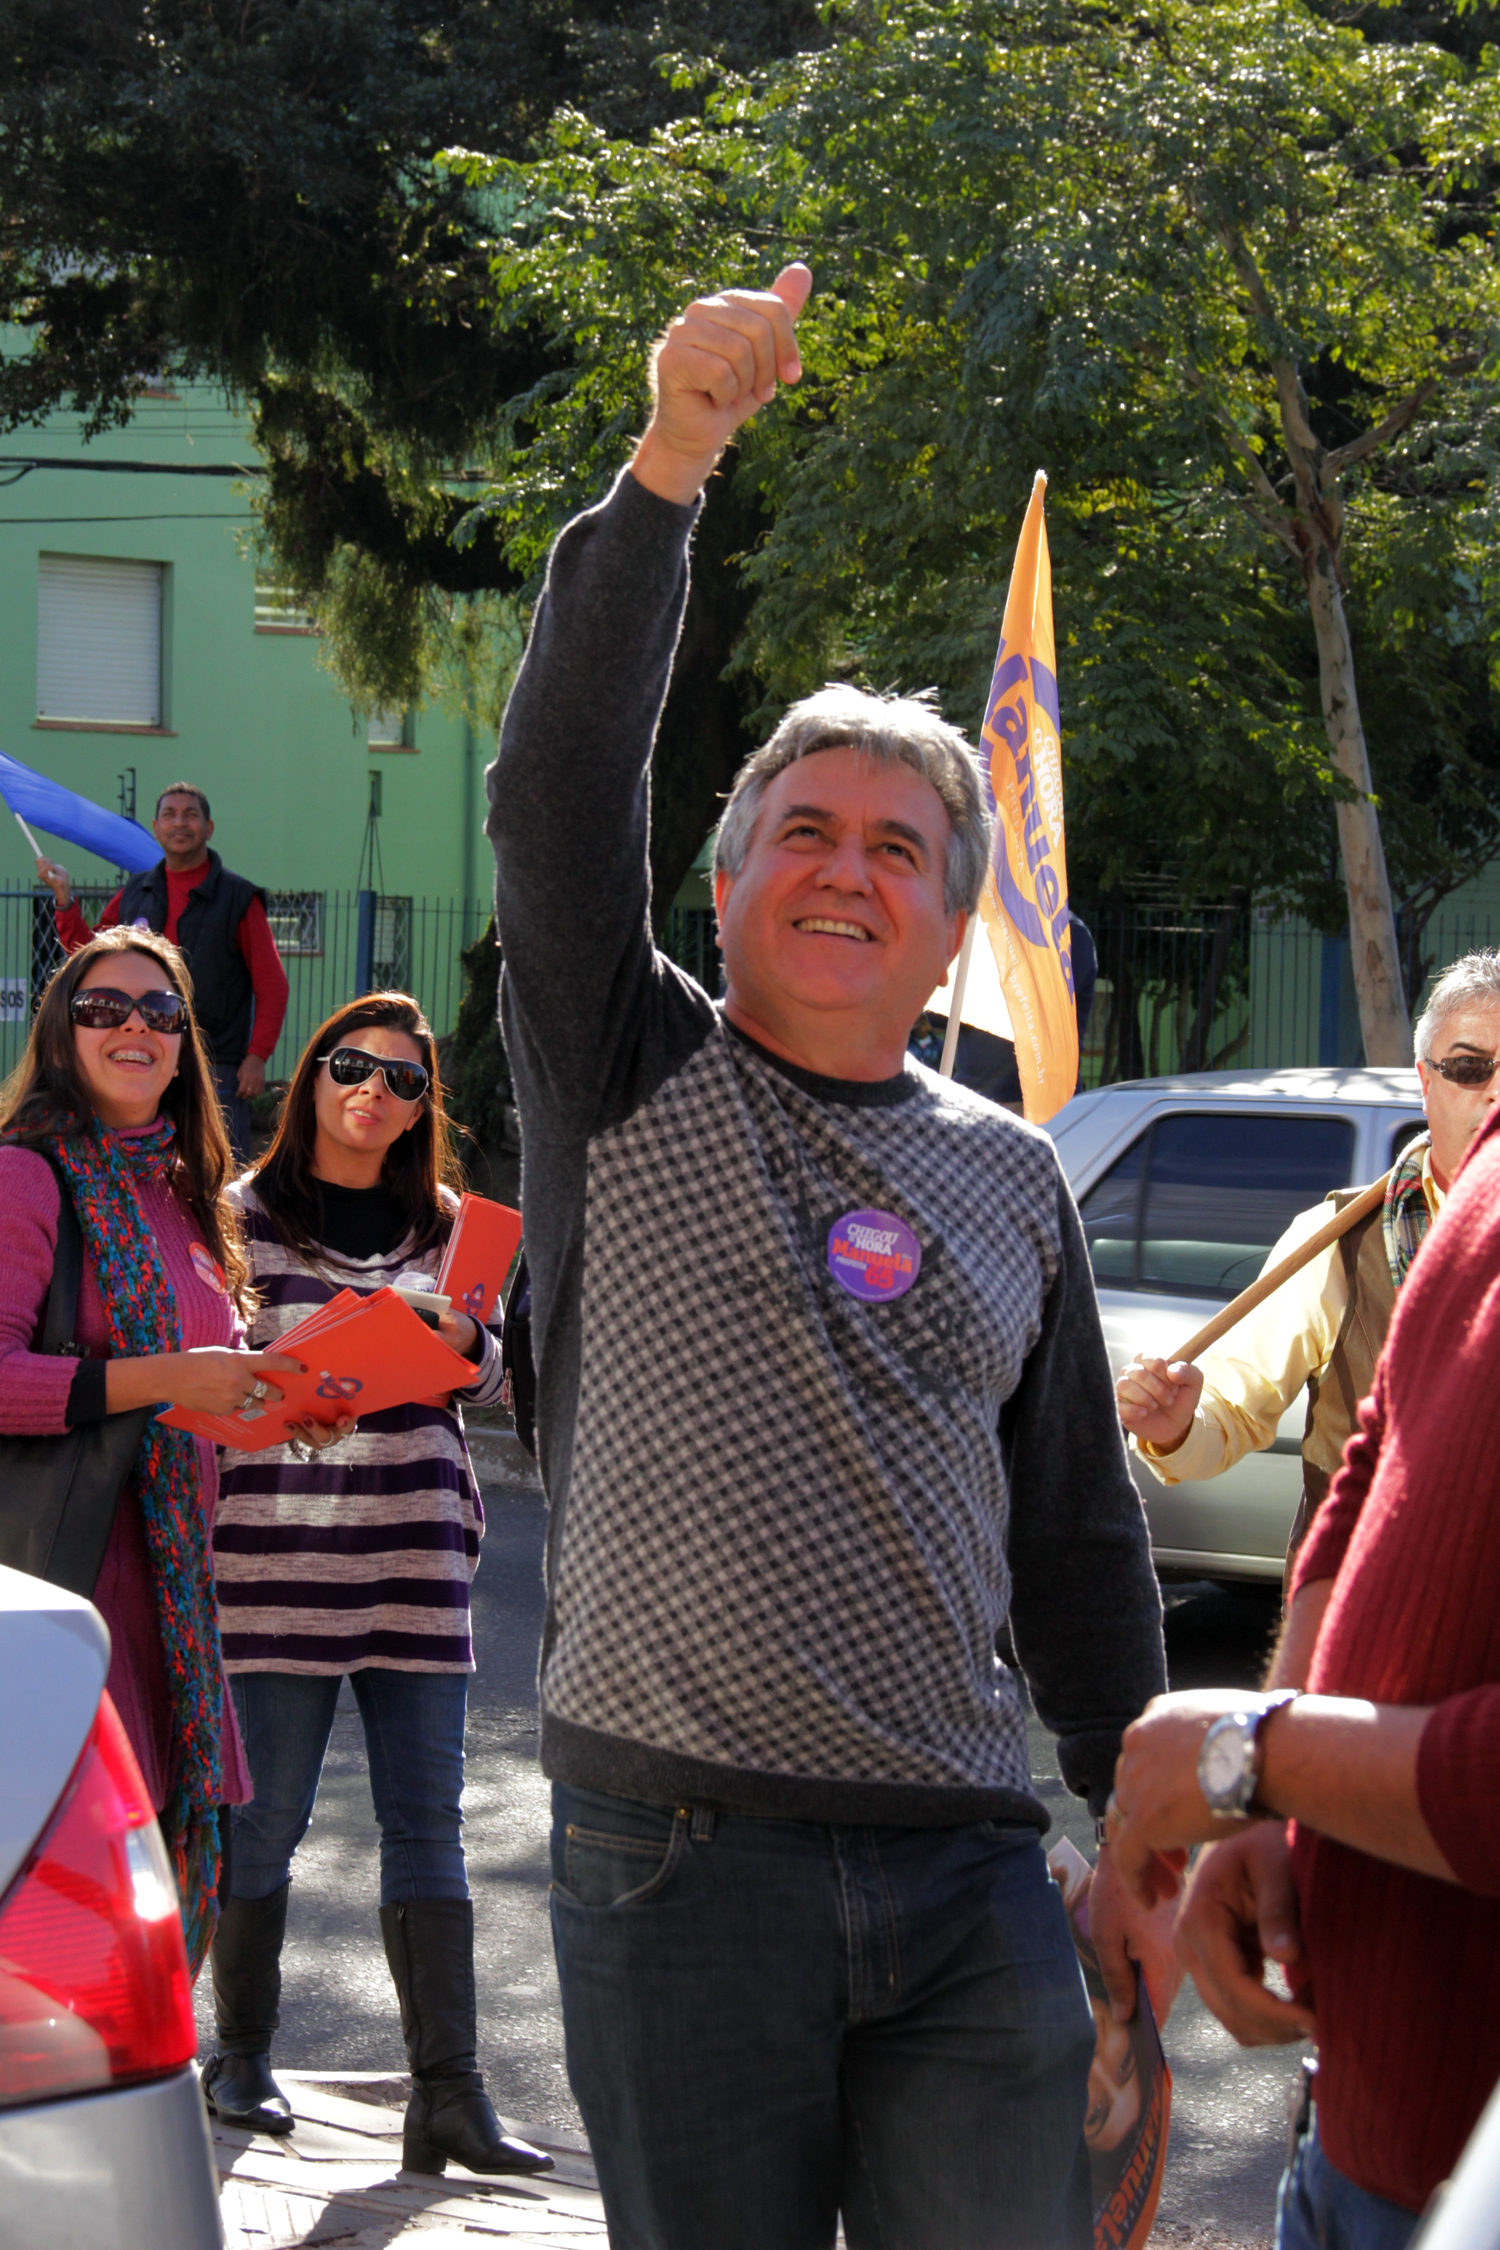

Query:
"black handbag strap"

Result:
[[35, 1155, 84, 1360]]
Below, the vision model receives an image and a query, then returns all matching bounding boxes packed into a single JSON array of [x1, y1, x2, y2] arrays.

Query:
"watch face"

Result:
[[1201, 1721, 1250, 1803]]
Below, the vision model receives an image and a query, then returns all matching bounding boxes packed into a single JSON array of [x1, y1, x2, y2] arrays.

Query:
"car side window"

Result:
[[1390, 1116, 1427, 1165], [1079, 1112, 1356, 1297], [1078, 1133, 1144, 1283]]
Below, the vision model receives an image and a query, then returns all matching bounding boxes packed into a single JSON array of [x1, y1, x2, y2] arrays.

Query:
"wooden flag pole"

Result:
[[1169, 1170, 1391, 1365], [12, 809, 45, 862], [938, 917, 978, 1079]]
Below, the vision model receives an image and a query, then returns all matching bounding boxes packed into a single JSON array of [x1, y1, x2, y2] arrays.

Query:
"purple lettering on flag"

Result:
[[1030, 657, 1061, 732], [995, 827, 1048, 946]]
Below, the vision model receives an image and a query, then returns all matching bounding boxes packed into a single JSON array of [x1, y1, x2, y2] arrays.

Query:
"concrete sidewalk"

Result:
[[214, 2072, 605, 2247]]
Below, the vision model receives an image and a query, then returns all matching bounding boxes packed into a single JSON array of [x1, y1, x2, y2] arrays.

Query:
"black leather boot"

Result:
[[378, 1898, 553, 2177], [200, 1884, 295, 2135]]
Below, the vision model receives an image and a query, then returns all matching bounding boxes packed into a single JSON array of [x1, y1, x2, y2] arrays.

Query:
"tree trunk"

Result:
[[1225, 239, 1417, 1069], [1304, 554, 1413, 1065]]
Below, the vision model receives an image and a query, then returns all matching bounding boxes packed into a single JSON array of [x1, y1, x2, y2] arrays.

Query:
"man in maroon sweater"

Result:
[[1105, 1097, 1500, 2244]]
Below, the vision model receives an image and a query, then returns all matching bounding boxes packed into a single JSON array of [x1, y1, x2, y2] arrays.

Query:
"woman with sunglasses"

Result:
[[0, 930, 309, 1973], [203, 992, 550, 2179]]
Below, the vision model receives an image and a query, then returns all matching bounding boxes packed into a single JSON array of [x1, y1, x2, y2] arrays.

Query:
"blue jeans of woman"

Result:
[[225, 1669, 469, 1905], [1278, 2115, 1420, 2250], [549, 1783, 1096, 2250]]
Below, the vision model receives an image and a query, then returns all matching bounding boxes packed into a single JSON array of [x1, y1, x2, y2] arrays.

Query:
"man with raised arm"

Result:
[[487, 266, 1167, 2250]]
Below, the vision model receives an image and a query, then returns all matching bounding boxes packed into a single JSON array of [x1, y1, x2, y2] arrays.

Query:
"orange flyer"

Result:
[[158, 1287, 475, 1452], [434, 1194, 523, 1327]]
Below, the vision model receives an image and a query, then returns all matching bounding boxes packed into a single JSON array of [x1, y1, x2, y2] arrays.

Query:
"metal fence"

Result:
[[1079, 906, 1500, 1088], [662, 904, 723, 995], [18, 883, 1488, 1092], [3, 889, 490, 1084]]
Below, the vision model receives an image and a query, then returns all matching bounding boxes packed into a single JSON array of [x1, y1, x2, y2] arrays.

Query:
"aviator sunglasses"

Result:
[[69, 985, 187, 1034], [319, 1045, 431, 1104], [1430, 1050, 1500, 1088]]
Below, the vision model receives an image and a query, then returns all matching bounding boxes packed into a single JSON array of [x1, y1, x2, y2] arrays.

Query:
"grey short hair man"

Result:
[[1414, 948, 1500, 1061], [1121, 945, 1500, 1588], [488, 267, 1168, 2249], [716, 685, 992, 920]]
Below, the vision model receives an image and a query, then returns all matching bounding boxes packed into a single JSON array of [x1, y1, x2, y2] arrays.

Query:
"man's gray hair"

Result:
[[1414, 948, 1500, 1060], [713, 686, 992, 917]]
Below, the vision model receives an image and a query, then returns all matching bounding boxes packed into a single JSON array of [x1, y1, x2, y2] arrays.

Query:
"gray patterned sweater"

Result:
[[488, 468, 1164, 1828]]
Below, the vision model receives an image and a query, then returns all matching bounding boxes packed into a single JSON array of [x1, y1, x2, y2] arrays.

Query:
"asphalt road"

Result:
[[196, 1445, 1303, 2246]]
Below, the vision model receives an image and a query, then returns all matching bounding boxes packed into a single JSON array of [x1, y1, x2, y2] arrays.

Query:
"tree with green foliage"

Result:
[[464, 0, 1500, 1059], [0, 0, 824, 918]]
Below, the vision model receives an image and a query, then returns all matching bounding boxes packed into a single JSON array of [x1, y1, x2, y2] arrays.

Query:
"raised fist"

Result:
[[632, 264, 813, 504]]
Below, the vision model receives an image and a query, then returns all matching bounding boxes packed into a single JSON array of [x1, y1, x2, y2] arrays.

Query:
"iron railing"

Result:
[[4, 889, 490, 1083], [11, 885, 1495, 1093], [1078, 906, 1500, 1088]]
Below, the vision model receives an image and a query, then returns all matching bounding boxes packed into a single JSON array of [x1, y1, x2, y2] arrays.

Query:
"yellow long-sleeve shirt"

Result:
[[1135, 1148, 1443, 1486]]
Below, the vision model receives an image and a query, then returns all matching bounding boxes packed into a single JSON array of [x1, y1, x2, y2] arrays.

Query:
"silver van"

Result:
[[1048, 1067, 1425, 1583]]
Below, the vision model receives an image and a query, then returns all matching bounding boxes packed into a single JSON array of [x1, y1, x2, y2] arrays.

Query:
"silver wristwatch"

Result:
[[1197, 1691, 1300, 1818]]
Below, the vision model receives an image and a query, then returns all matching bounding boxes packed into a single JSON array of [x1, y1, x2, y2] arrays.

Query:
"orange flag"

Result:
[[974, 470, 1077, 1122]]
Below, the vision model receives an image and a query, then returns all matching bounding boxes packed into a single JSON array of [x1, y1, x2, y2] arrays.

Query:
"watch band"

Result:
[[1246, 1688, 1301, 1815], [1198, 1689, 1301, 1818]]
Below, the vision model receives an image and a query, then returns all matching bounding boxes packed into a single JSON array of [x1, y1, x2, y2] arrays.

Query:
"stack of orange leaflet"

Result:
[[157, 1286, 477, 1452], [433, 1193, 523, 1327]]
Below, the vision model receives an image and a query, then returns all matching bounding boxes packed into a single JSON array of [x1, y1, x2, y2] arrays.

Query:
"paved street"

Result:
[[200, 1431, 1305, 2246]]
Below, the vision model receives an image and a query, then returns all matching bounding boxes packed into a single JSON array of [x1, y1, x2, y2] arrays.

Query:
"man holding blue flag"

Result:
[[488, 265, 1168, 2249], [36, 781, 287, 1160]]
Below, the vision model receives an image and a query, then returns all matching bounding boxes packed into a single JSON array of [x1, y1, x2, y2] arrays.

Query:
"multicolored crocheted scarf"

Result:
[[48, 1118, 223, 1975], [1383, 1130, 1433, 1294]]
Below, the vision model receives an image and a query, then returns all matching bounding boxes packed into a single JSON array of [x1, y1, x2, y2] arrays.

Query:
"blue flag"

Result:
[[0, 748, 158, 873]]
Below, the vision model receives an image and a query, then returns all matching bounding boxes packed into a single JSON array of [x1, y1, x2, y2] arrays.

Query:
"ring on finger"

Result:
[[249, 1377, 270, 1402]]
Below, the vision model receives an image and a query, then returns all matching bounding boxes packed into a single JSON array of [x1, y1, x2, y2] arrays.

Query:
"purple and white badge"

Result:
[[826, 1208, 922, 1303]]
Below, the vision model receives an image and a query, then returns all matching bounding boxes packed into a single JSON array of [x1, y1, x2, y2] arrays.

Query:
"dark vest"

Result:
[[1284, 1187, 1395, 1587], [116, 851, 266, 1067]]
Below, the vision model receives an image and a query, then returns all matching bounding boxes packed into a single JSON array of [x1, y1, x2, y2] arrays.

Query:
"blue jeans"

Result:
[[549, 1784, 1095, 2250], [211, 1062, 251, 1168], [1278, 2115, 1420, 2250], [226, 1669, 470, 1906]]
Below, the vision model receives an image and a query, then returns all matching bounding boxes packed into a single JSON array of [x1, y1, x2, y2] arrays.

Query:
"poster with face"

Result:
[[1048, 1839, 1172, 2250]]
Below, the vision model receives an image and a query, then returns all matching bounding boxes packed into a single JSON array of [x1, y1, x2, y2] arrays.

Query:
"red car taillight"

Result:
[[0, 1690, 195, 2106]]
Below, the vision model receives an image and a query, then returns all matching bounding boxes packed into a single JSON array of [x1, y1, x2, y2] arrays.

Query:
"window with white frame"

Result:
[[264, 891, 323, 956], [254, 572, 316, 633], [37, 554, 164, 726], [367, 706, 410, 749]]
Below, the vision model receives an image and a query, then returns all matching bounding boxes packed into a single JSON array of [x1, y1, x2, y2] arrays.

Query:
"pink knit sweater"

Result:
[[0, 1141, 250, 1810]]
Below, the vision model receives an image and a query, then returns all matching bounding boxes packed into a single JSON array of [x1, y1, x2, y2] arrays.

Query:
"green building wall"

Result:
[[0, 376, 496, 1072]]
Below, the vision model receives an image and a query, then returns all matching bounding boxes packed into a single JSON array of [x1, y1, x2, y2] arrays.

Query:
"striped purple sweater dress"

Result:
[[214, 1181, 504, 1675]]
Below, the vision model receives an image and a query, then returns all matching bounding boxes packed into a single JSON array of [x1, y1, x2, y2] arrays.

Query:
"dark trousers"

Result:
[[549, 1782, 1095, 2250], [225, 1670, 470, 1906], [211, 1061, 251, 1169]]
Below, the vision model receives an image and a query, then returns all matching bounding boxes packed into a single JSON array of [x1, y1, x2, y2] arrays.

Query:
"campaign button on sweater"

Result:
[[826, 1209, 922, 1302]]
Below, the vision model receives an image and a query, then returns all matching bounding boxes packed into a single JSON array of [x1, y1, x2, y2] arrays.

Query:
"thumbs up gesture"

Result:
[[631, 264, 813, 505]]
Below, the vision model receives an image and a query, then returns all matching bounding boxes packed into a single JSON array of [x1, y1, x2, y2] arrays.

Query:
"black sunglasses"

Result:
[[1431, 1051, 1500, 1088], [70, 986, 187, 1035], [320, 1045, 430, 1104]]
